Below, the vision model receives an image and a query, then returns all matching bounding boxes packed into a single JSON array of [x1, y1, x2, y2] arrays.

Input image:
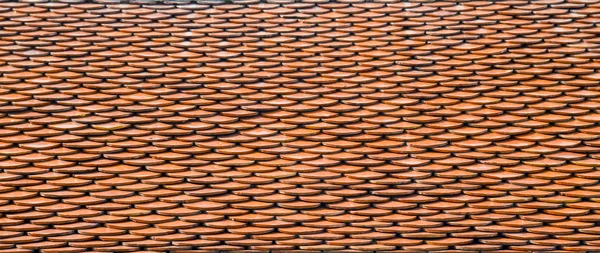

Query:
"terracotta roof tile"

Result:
[[0, 0, 597, 251]]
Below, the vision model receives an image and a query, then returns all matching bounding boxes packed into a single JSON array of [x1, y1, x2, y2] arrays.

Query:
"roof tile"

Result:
[[0, 0, 596, 251]]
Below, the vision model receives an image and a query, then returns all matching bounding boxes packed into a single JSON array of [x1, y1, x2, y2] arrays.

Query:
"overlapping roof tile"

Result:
[[1, 0, 600, 252]]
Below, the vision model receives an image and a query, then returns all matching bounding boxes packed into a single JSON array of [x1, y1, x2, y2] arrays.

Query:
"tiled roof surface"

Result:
[[2, 0, 600, 252]]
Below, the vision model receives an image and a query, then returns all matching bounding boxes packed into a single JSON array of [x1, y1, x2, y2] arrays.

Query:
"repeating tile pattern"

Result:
[[1, 0, 600, 252]]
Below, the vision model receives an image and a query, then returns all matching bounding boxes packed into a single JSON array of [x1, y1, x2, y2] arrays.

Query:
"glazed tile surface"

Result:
[[1, 0, 600, 252]]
